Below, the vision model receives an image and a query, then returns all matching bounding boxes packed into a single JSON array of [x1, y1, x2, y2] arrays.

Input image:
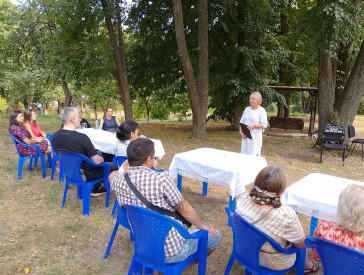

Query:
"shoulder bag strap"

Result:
[[124, 173, 175, 218]]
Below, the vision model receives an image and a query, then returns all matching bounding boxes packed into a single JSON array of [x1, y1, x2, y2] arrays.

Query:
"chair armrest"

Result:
[[266, 238, 303, 255], [82, 156, 110, 168], [15, 139, 42, 156], [188, 228, 208, 240]]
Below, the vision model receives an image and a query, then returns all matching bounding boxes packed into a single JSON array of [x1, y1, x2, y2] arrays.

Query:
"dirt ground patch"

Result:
[[1, 116, 363, 274]]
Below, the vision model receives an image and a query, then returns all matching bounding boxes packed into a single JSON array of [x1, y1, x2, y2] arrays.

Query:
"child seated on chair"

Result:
[[236, 166, 318, 273], [312, 184, 364, 261]]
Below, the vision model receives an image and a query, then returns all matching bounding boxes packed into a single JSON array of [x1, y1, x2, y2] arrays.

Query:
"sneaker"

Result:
[[91, 186, 107, 197]]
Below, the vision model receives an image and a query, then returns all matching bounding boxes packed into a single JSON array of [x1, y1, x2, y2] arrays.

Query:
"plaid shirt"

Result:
[[110, 166, 185, 258]]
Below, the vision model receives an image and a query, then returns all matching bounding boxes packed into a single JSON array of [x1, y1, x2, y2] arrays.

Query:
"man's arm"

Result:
[[174, 199, 218, 238], [90, 154, 104, 164]]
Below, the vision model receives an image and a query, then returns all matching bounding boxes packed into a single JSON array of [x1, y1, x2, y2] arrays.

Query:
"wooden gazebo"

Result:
[[268, 86, 318, 140]]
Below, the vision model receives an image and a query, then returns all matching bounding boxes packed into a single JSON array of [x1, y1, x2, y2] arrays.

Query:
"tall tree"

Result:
[[172, 0, 209, 138], [302, 0, 364, 142], [100, 0, 133, 120]]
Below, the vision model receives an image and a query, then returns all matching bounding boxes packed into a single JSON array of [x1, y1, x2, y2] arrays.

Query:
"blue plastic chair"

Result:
[[46, 134, 64, 182], [224, 207, 306, 275], [110, 156, 129, 218], [9, 133, 48, 180], [103, 201, 133, 259], [113, 155, 128, 168], [58, 151, 111, 216], [124, 205, 208, 275], [305, 237, 364, 275]]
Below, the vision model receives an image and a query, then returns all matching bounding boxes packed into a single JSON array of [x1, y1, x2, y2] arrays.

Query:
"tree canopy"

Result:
[[1, 0, 363, 137]]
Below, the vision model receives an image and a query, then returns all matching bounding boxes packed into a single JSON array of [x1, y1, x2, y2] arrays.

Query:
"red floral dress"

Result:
[[312, 220, 364, 261], [10, 125, 49, 156]]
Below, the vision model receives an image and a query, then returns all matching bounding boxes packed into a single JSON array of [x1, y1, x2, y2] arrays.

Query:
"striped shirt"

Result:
[[236, 192, 305, 270], [110, 166, 185, 258]]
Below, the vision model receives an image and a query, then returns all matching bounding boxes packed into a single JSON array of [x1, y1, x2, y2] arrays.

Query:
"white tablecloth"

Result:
[[76, 128, 165, 159], [169, 147, 268, 199], [282, 173, 364, 222]]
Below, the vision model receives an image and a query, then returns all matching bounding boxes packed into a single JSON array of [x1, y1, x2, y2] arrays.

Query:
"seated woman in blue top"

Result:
[[99, 107, 120, 132]]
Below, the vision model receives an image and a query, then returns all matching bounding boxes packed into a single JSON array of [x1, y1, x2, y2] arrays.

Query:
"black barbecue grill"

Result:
[[320, 124, 347, 166]]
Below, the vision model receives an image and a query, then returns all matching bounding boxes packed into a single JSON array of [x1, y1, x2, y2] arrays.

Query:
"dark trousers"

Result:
[[84, 162, 118, 190]]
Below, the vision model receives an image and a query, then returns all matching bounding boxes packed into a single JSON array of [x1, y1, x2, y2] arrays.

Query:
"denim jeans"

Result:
[[165, 228, 222, 264]]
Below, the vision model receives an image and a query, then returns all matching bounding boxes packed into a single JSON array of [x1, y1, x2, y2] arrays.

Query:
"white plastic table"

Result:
[[76, 128, 165, 159], [169, 147, 268, 210], [282, 173, 364, 236]]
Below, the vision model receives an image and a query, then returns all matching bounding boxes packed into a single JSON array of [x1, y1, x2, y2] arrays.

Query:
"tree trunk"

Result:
[[277, 2, 290, 118], [233, 97, 243, 128], [100, 0, 133, 120], [60, 72, 73, 107], [317, 52, 337, 143], [172, 0, 209, 138], [232, 5, 244, 128], [195, 0, 209, 137], [316, 0, 363, 144], [337, 38, 364, 128]]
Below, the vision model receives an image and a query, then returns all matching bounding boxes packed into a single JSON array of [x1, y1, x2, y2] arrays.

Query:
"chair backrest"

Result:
[[9, 133, 22, 156], [46, 134, 60, 160], [113, 156, 128, 168], [225, 207, 296, 273], [116, 203, 131, 230], [58, 151, 86, 183], [348, 125, 356, 139], [323, 124, 345, 143], [305, 237, 364, 275], [124, 205, 192, 269]]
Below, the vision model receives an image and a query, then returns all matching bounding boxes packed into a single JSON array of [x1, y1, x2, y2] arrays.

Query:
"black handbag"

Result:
[[124, 173, 192, 228]]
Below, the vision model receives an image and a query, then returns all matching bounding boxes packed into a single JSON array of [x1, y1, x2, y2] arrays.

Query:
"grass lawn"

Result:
[[1, 115, 363, 274]]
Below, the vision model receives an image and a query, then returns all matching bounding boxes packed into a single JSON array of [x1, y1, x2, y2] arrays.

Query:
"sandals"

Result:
[[304, 261, 319, 274]]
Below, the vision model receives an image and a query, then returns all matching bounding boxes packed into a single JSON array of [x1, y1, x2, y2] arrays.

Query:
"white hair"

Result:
[[337, 184, 364, 234], [60, 107, 79, 124], [251, 91, 262, 105]]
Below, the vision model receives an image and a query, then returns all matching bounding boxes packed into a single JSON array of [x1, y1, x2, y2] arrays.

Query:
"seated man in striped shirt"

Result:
[[109, 138, 221, 263]]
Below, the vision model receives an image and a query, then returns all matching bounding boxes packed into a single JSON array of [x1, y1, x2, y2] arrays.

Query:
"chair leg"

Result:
[[320, 146, 323, 163], [47, 153, 52, 168], [59, 164, 64, 182], [18, 158, 26, 180], [224, 255, 235, 275], [29, 158, 33, 171], [111, 199, 118, 219], [34, 157, 38, 167], [51, 160, 56, 181], [127, 258, 138, 275], [62, 182, 69, 209], [77, 186, 82, 199], [144, 267, 153, 275], [82, 185, 91, 216], [103, 222, 120, 258], [105, 184, 110, 208], [40, 156, 46, 178], [342, 147, 346, 167]]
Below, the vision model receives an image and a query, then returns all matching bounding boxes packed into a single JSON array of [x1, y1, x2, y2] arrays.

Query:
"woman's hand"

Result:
[[239, 126, 246, 138], [247, 124, 255, 130], [32, 137, 43, 143]]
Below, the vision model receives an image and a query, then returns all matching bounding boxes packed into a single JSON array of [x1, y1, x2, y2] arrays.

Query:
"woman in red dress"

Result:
[[23, 109, 48, 139], [313, 184, 364, 261]]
